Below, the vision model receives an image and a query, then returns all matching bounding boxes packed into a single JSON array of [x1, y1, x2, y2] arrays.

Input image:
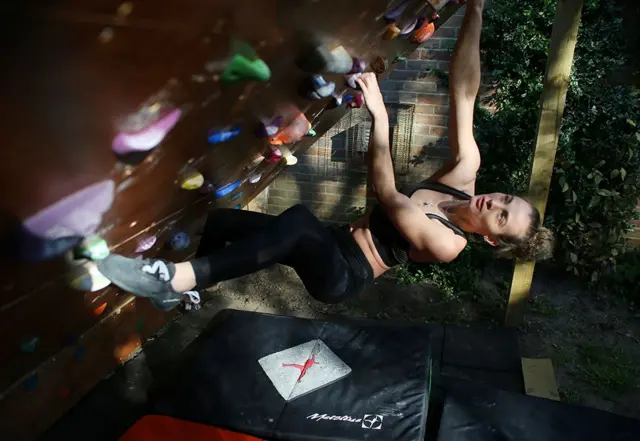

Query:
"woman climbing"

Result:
[[97, 0, 554, 311]]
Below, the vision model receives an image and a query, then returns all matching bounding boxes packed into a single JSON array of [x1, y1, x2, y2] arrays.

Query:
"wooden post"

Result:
[[504, 0, 584, 327]]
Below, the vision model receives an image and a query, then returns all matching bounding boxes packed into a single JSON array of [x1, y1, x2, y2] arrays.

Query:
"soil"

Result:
[[210, 263, 640, 419]]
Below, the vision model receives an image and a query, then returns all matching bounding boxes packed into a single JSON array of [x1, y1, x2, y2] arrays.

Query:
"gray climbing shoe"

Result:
[[97, 254, 181, 311]]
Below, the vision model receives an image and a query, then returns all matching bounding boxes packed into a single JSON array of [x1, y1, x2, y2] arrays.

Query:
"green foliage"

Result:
[[476, 0, 640, 287], [401, 0, 640, 302]]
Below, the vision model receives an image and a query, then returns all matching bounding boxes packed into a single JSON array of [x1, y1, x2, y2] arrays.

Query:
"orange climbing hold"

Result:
[[412, 21, 435, 44], [119, 415, 265, 441], [92, 302, 108, 316], [269, 113, 311, 146]]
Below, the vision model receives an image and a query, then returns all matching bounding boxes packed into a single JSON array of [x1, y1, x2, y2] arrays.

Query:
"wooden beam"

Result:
[[505, 0, 584, 327]]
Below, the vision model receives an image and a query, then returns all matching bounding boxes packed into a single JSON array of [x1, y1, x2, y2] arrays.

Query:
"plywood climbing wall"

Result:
[[0, 1, 462, 439]]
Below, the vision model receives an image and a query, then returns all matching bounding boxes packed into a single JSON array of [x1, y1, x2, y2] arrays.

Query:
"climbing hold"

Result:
[[179, 169, 205, 190], [412, 21, 436, 44], [58, 388, 71, 399], [198, 181, 214, 195], [345, 73, 362, 89], [23, 374, 38, 391], [23, 180, 115, 241], [230, 192, 244, 201], [65, 252, 112, 292], [306, 128, 316, 137], [20, 337, 39, 354], [256, 116, 284, 138], [168, 231, 191, 251], [135, 320, 144, 333], [393, 56, 407, 63], [222, 53, 271, 83], [74, 346, 87, 360], [296, 44, 353, 74], [383, 0, 410, 22], [135, 234, 157, 253], [247, 171, 262, 184], [75, 235, 110, 261], [371, 56, 388, 74], [269, 112, 312, 146], [383, 23, 402, 40], [299, 75, 336, 100], [233, 205, 242, 210], [215, 180, 242, 199], [349, 57, 366, 74], [345, 93, 365, 109], [112, 108, 182, 155], [117, 2, 133, 17], [330, 90, 347, 107], [92, 302, 108, 316], [247, 154, 265, 169], [284, 154, 298, 166], [399, 18, 419, 35], [207, 126, 241, 144], [265, 147, 283, 164]]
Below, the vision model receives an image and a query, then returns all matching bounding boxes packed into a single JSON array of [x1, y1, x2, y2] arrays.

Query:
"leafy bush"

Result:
[[406, 0, 640, 300]]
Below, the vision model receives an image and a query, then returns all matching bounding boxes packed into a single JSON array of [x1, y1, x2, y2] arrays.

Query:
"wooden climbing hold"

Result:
[[371, 56, 388, 74], [215, 180, 242, 199], [296, 44, 353, 74], [135, 234, 157, 253], [207, 126, 241, 144], [75, 235, 110, 261], [92, 302, 108, 316], [168, 231, 191, 251], [179, 169, 205, 190], [383, 23, 402, 40], [23, 374, 38, 391], [20, 337, 39, 354]]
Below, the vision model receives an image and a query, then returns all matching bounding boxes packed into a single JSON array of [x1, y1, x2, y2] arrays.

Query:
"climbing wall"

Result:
[[0, 1, 463, 440]]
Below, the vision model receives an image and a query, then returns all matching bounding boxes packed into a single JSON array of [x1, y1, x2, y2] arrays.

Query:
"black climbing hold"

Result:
[[3, 225, 83, 262]]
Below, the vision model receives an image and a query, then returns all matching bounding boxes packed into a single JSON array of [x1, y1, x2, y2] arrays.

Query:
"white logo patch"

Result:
[[306, 413, 384, 430], [142, 261, 170, 281]]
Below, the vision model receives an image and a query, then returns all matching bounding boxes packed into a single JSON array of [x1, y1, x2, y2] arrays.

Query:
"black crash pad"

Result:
[[149, 310, 435, 441], [437, 383, 640, 441]]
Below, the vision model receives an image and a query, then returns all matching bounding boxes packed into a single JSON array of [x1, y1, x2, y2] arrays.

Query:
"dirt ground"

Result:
[[211, 263, 640, 419]]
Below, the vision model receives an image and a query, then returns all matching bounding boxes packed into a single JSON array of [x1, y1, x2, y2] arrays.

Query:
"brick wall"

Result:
[[266, 9, 465, 222]]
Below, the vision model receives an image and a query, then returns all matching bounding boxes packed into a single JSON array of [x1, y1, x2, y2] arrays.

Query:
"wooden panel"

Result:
[[505, 0, 584, 327], [0, 1, 463, 439]]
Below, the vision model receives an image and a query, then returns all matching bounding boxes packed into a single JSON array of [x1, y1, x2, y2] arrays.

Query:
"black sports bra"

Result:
[[368, 181, 471, 267]]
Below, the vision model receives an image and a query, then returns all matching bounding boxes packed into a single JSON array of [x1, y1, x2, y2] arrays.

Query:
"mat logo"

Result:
[[362, 414, 384, 430], [306, 413, 384, 430]]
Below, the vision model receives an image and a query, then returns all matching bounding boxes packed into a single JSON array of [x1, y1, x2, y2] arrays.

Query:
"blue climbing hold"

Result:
[[23, 374, 38, 391], [20, 337, 40, 354], [230, 192, 244, 201], [207, 126, 241, 144], [215, 180, 242, 199], [233, 205, 242, 210], [74, 346, 86, 360], [168, 231, 191, 251]]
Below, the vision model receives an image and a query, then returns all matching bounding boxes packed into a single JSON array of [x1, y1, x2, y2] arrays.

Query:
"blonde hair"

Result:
[[495, 203, 556, 261]]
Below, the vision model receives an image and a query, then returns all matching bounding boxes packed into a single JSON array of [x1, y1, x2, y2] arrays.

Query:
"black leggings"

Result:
[[190, 204, 373, 303]]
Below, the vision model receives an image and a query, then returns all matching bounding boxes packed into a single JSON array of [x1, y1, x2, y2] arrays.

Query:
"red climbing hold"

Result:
[[93, 302, 108, 316], [412, 21, 436, 44]]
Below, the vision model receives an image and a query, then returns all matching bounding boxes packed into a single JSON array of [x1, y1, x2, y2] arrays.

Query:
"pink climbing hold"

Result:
[[135, 234, 157, 253], [112, 108, 182, 155], [265, 146, 283, 164]]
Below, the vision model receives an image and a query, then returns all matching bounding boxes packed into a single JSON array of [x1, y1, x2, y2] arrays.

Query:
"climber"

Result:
[[97, 0, 554, 310]]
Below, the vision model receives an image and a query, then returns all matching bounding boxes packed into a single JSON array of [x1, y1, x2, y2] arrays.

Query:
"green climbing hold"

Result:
[[75, 235, 110, 261], [306, 128, 317, 137], [393, 56, 407, 63], [222, 54, 271, 83], [135, 320, 144, 333], [20, 337, 39, 353]]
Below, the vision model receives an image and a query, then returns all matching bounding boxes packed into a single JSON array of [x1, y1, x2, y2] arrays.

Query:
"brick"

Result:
[[415, 104, 435, 115], [439, 61, 451, 72], [383, 91, 400, 103], [380, 80, 404, 91], [406, 60, 440, 71], [429, 126, 448, 136], [416, 114, 448, 126], [446, 14, 465, 27], [434, 105, 450, 115], [390, 69, 417, 81], [398, 91, 418, 104], [439, 38, 458, 50], [420, 38, 441, 50], [417, 94, 448, 105], [402, 81, 437, 93], [429, 50, 452, 62], [434, 27, 457, 38]]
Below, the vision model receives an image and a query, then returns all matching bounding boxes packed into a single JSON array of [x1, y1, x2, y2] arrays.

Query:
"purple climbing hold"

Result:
[[168, 231, 191, 251], [208, 126, 242, 144], [112, 108, 182, 155], [256, 116, 284, 138], [135, 234, 157, 253], [349, 57, 366, 74], [383, 0, 410, 22], [345, 73, 361, 90]]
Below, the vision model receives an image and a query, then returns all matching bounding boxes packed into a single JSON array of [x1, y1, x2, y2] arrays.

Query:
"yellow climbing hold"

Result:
[[180, 170, 205, 190]]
